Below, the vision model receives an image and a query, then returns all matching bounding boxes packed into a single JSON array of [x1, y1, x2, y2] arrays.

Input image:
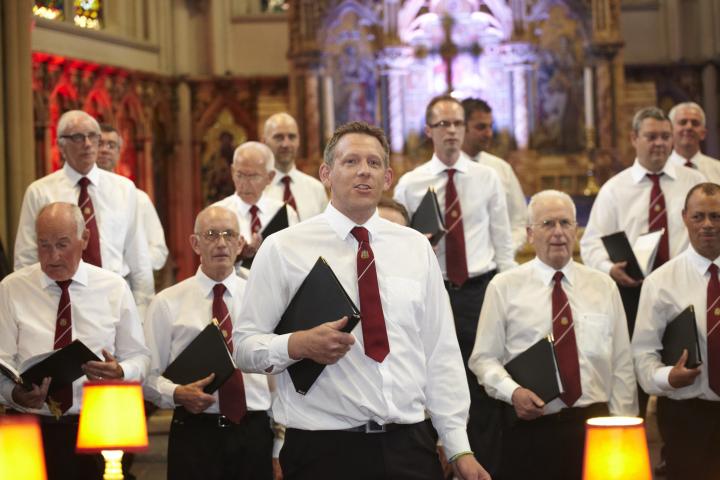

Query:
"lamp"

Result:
[[76, 381, 148, 480], [582, 416, 652, 480], [0, 414, 47, 480]]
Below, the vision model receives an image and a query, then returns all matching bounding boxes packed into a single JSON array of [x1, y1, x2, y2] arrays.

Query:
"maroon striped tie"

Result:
[[444, 169, 468, 286], [249, 205, 261, 235], [52, 280, 74, 413], [647, 173, 669, 269], [213, 283, 247, 423], [281, 176, 297, 212], [552, 272, 582, 406], [78, 177, 102, 267], [707, 264, 720, 395]]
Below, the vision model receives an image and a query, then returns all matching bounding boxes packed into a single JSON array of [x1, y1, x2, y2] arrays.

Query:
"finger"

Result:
[[337, 332, 356, 345], [675, 349, 688, 368], [194, 373, 216, 387], [327, 316, 349, 330], [528, 390, 545, 408], [102, 349, 116, 363]]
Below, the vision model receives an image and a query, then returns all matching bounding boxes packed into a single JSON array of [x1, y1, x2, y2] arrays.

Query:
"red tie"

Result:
[[707, 265, 720, 395], [77, 177, 102, 267], [552, 272, 582, 407], [684, 160, 695, 168], [647, 174, 669, 269], [249, 205, 261, 235], [281, 176, 297, 212], [351, 227, 390, 362], [213, 283, 247, 423], [52, 280, 74, 413], [444, 169, 469, 286]]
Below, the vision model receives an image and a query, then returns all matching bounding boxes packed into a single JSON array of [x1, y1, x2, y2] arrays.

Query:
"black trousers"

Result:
[[38, 415, 103, 480], [657, 397, 720, 480], [167, 409, 273, 480], [619, 284, 650, 419], [446, 270, 504, 476], [280, 421, 444, 480], [497, 403, 609, 480]]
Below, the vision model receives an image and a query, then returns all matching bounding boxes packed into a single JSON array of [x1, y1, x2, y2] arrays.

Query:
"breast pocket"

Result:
[[575, 313, 611, 358], [382, 276, 423, 330]]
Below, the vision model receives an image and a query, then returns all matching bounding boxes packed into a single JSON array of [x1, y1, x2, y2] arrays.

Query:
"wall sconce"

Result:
[[582, 416, 652, 480], [0, 414, 47, 480]]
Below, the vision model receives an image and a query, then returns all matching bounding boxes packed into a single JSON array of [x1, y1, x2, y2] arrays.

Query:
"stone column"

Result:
[[495, 42, 537, 150], [378, 46, 412, 154]]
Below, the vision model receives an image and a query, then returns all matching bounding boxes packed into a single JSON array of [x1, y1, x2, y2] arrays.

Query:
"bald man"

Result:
[[263, 113, 328, 221]]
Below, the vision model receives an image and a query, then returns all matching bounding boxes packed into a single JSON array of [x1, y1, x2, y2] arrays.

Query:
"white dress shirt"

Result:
[[393, 153, 516, 277], [143, 268, 271, 413], [265, 167, 328, 221], [233, 203, 472, 458], [469, 258, 638, 416], [474, 151, 528, 252], [14, 163, 154, 308], [0, 261, 150, 415], [213, 192, 299, 241], [137, 189, 169, 271], [632, 246, 720, 401], [669, 150, 720, 184], [580, 160, 706, 274]]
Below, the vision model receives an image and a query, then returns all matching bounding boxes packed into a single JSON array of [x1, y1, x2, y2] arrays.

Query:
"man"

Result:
[[668, 102, 720, 183], [394, 95, 515, 474], [14, 110, 154, 311], [632, 182, 720, 480], [470, 190, 637, 480], [377, 197, 410, 226], [96, 124, 169, 271], [143, 205, 274, 480], [0, 202, 149, 480], [235, 122, 490, 480], [214, 141, 298, 263], [263, 113, 328, 221], [461, 98, 527, 252]]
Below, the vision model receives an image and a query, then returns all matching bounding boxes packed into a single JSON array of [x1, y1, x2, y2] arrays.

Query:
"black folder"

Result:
[[0, 358, 32, 391], [276, 257, 361, 395], [163, 322, 237, 394], [504, 336, 563, 403], [242, 204, 290, 269], [410, 188, 447, 246], [601, 231, 644, 280], [661, 305, 702, 369], [18, 340, 101, 397]]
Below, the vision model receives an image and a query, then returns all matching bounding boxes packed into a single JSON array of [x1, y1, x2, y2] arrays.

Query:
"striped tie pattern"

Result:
[[707, 264, 720, 395], [552, 272, 582, 406], [77, 177, 102, 267], [53, 280, 74, 413], [249, 205, 261, 235], [444, 169, 469, 286], [213, 283, 246, 423], [281, 176, 297, 212], [647, 173, 669, 269]]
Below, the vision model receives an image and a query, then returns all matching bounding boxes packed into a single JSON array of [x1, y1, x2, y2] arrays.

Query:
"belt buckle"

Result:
[[217, 415, 231, 428], [365, 420, 386, 434]]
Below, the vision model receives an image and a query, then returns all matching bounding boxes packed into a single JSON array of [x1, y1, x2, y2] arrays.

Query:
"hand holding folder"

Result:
[[504, 335, 563, 404], [601, 230, 665, 280], [242, 204, 290, 269], [661, 305, 702, 369], [410, 188, 446, 246]]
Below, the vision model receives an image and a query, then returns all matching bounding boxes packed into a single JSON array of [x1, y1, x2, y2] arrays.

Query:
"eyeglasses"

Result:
[[234, 172, 265, 182], [196, 229, 239, 242], [428, 120, 466, 129], [60, 132, 101, 144], [532, 219, 576, 231], [99, 140, 119, 150]]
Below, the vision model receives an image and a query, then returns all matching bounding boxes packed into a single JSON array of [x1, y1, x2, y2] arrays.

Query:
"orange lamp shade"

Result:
[[0, 415, 47, 480], [582, 416, 652, 480], [76, 380, 148, 453]]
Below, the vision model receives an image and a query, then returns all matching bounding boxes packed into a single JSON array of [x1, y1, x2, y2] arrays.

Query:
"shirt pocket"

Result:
[[575, 313, 612, 358], [382, 276, 423, 330]]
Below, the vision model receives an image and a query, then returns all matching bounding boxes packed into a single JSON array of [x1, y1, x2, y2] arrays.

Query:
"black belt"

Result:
[[172, 408, 267, 429], [444, 269, 497, 290], [340, 420, 420, 434]]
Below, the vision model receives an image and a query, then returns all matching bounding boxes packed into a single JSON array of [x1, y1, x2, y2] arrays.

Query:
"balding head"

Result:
[[191, 206, 242, 281], [231, 142, 276, 205], [36, 202, 89, 281], [263, 113, 300, 173]]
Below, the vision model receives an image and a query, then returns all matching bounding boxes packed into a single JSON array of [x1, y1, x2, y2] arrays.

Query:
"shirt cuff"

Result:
[[598, 260, 613, 275], [268, 334, 293, 370], [497, 376, 521, 404], [653, 366, 674, 391], [440, 428, 472, 459], [119, 360, 139, 382]]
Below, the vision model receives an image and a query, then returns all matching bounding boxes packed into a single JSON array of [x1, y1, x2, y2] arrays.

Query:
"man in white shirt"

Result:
[[668, 102, 720, 183], [461, 97, 527, 252], [632, 182, 720, 480], [263, 113, 328, 221], [96, 124, 169, 271], [0, 202, 149, 480], [235, 122, 490, 480], [143, 205, 273, 480], [470, 190, 637, 480], [214, 141, 298, 265], [394, 95, 515, 474], [14, 110, 154, 311]]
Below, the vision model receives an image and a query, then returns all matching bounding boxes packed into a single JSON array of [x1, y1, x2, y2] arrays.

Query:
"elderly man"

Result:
[[235, 122, 490, 480], [461, 98, 527, 252], [632, 182, 720, 480], [668, 102, 720, 183], [263, 113, 328, 220], [214, 141, 298, 263], [0, 202, 149, 480], [96, 124, 169, 271], [470, 190, 637, 480], [14, 110, 154, 311], [143, 205, 274, 480]]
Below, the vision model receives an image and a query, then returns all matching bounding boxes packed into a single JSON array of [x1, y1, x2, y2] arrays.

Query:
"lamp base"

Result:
[[101, 450, 124, 480]]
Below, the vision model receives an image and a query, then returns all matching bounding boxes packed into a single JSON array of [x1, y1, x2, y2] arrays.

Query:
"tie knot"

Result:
[[213, 283, 226, 298], [553, 271, 564, 284], [56, 279, 72, 292], [351, 226, 369, 244], [78, 177, 90, 188], [647, 173, 663, 185], [281, 176, 292, 186], [249, 205, 259, 215], [709, 264, 719, 276], [446, 168, 456, 180]]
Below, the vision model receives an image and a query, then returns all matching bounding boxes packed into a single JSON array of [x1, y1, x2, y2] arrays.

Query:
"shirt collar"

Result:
[[274, 167, 297, 185], [629, 158, 678, 184], [63, 162, 100, 186], [195, 266, 238, 299], [428, 152, 472, 175], [323, 202, 382, 242], [685, 244, 720, 277], [669, 149, 702, 167], [532, 257, 575, 287], [234, 193, 270, 215], [40, 260, 89, 290]]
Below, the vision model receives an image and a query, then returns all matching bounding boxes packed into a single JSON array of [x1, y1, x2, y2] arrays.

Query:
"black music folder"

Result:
[[504, 335, 563, 403], [410, 188, 446, 246], [601, 230, 664, 280], [163, 322, 237, 394], [661, 305, 702, 369], [276, 257, 361, 395], [242, 204, 290, 269]]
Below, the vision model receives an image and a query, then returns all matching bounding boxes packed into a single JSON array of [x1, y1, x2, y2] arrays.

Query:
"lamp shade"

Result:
[[582, 416, 652, 480], [0, 415, 47, 480], [76, 380, 148, 453]]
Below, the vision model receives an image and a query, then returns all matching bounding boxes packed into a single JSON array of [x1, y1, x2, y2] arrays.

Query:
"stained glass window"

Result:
[[73, 0, 103, 30], [33, 0, 65, 21]]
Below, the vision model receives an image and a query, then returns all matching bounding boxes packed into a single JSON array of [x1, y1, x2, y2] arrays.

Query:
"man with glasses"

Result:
[[96, 124, 169, 271], [14, 110, 154, 313], [214, 141, 298, 265], [470, 190, 637, 480], [144, 205, 274, 480], [394, 94, 515, 475]]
